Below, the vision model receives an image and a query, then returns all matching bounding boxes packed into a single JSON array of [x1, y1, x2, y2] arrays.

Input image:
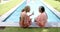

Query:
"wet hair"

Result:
[[39, 6, 45, 13], [24, 6, 30, 12]]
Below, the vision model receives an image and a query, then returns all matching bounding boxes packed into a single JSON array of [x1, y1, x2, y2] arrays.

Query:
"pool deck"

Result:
[[0, 22, 59, 27], [0, 0, 60, 27]]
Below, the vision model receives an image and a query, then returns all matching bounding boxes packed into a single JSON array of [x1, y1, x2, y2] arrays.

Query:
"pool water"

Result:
[[4, 0, 60, 23]]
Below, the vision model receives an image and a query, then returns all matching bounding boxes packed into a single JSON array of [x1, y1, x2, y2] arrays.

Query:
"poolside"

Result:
[[0, 0, 60, 27]]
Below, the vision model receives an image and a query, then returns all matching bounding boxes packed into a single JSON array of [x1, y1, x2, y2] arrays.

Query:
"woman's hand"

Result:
[[29, 12, 34, 16]]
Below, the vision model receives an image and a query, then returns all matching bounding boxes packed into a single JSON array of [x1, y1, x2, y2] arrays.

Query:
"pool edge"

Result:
[[0, 0, 26, 22]]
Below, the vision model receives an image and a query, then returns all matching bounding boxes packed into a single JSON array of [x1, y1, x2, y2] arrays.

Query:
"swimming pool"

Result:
[[4, 0, 60, 23]]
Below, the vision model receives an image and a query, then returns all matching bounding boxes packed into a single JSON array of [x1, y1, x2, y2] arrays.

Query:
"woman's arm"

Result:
[[29, 12, 34, 16]]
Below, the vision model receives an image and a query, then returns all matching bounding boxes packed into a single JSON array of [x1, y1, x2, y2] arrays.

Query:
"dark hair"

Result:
[[22, 9, 25, 12], [39, 6, 45, 13]]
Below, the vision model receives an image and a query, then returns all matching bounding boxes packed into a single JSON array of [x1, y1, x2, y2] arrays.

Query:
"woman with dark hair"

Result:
[[35, 6, 48, 27]]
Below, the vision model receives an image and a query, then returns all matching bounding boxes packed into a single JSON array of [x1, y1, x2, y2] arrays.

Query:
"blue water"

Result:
[[4, 0, 60, 23]]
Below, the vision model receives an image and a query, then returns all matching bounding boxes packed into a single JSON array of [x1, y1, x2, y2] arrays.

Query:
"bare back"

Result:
[[20, 12, 31, 27]]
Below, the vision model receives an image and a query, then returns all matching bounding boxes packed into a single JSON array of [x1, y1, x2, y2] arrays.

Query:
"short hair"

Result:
[[39, 6, 45, 13]]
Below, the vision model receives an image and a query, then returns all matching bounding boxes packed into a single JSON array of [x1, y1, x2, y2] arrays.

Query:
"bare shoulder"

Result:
[[21, 12, 26, 17]]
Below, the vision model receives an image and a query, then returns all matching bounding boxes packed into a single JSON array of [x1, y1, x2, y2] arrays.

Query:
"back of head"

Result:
[[39, 6, 45, 13], [24, 6, 30, 12]]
